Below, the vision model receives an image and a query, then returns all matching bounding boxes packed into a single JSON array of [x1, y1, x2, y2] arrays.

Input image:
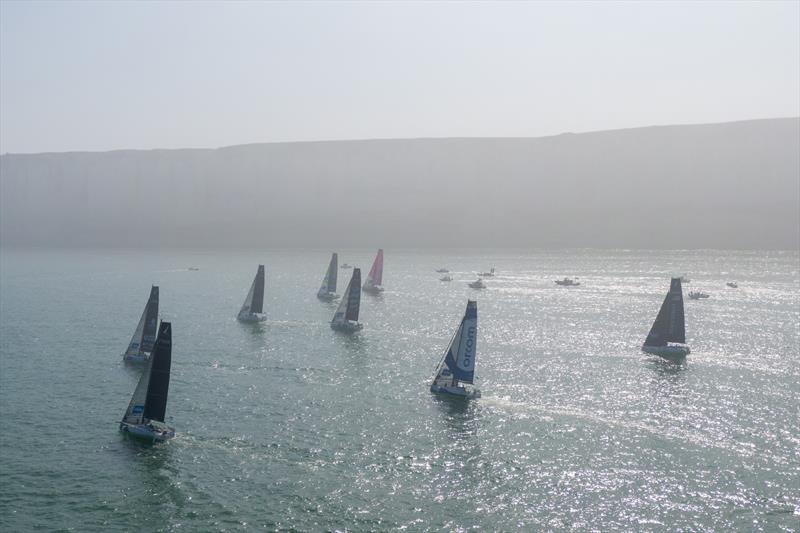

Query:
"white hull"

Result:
[[430, 384, 481, 399], [642, 344, 690, 360], [122, 352, 148, 363], [331, 320, 363, 332], [317, 292, 339, 301], [238, 312, 266, 323], [119, 421, 175, 442], [363, 284, 384, 294]]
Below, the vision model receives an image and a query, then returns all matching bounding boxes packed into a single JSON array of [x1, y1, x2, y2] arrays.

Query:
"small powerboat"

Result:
[[478, 267, 495, 277], [440, 275, 453, 282], [726, 281, 738, 288], [468, 278, 486, 289], [554, 277, 580, 286], [688, 290, 709, 300], [435, 268, 450, 273], [340, 263, 352, 269]]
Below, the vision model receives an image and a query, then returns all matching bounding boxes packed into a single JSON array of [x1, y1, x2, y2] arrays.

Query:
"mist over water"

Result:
[[2, 118, 798, 251], [1, 248, 797, 530]]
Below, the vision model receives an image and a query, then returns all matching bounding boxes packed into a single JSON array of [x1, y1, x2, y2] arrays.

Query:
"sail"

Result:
[[250, 265, 265, 314], [121, 351, 154, 424], [143, 322, 172, 423], [239, 265, 265, 316], [140, 286, 159, 352], [364, 249, 383, 287], [318, 253, 338, 296], [433, 300, 478, 385], [124, 286, 158, 357], [644, 278, 686, 346], [332, 268, 361, 324]]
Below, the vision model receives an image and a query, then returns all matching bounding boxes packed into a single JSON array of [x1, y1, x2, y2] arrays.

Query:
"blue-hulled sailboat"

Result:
[[431, 300, 481, 399]]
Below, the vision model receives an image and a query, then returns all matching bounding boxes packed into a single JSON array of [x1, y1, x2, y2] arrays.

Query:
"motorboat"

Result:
[[726, 282, 738, 288], [688, 290, 709, 300], [468, 279, 486, 289], [478, 267, 495, 277], [440, 275, 453, 282], [554, 277, 580, 286]]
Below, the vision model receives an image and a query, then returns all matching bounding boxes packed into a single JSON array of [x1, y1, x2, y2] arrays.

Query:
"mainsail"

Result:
[[124, 285, 159, 357], [122, 321, 172, 425], [140, 286, 159, 352], [239, 265, 265, 317], [644, 277, 686, 347], [364, 249, 383, 288], [143, 322, 172, 423], [318, 253, 338, 296], [333, 268, 361, 325], [432, 300, 478, 385]]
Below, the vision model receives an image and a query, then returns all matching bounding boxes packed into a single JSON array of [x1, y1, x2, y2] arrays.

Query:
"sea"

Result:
[[0, 248, 798, 532]]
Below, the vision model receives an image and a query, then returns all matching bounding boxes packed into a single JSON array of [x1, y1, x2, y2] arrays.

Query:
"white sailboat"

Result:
[[362, 249, 384, 293], [331, 268, 363, 332], [237, 265, 266, 322], [317, 253, 339, 301], [431, 300, 481, 399], [119, 321, 176, 442], [642, 277, 690, 360], [122, 285, 159, 363]]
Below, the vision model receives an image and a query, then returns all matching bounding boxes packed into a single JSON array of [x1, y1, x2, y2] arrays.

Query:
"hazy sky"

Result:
[[1, 0, 798, 153]]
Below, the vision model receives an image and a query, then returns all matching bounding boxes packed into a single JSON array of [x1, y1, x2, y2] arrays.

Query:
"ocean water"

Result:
[[0, 248, 798, 532]]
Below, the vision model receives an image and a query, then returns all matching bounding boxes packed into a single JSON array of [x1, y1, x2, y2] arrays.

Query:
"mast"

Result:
[[143, 322, 172, 423], [644, 278, 685, 346]]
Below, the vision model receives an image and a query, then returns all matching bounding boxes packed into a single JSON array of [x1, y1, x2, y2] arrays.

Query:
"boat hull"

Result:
[[642, 344, 690, 360], [237, 313, 266, 323], [119, 422, 175, 442], [430, 384, 481, 399], [331, 321, 363, 332], [122, 352, 148, 363], [317, 292, 339, 301], [362, 285, 384, 294]]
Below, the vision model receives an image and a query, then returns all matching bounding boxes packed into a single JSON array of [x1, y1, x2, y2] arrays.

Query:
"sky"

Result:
[[1, 0, 799, 154]]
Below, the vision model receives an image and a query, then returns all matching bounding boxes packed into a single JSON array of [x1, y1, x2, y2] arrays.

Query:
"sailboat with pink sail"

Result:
[[362, 249, 384, 294]]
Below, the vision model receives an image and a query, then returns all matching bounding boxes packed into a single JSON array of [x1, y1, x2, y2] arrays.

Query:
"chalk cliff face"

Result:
[[1, 118, 798, 249]]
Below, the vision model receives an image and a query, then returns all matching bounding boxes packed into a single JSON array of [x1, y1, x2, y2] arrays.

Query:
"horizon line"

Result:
[[2, 115, 797, 157]]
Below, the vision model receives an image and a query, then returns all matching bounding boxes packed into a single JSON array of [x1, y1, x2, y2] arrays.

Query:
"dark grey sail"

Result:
[[644, 277, 686, 347], [250, 265, 265, 314], [328, 253, 338, 293], [143, 321, 172, 423], [345, 268, 361, 321], [140, 285, 159, 352]]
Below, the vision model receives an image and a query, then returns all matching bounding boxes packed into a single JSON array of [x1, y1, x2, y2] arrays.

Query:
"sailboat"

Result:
[[317, 253, 339, 301], [331, 268, 363, 332], [362, 249, 384, 293], [237, 265, 266, 322], [431, 300, 481, 399], [642, 277, 690, 360], [119, 321, 176, 442], [122, 285, 159, 363]]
